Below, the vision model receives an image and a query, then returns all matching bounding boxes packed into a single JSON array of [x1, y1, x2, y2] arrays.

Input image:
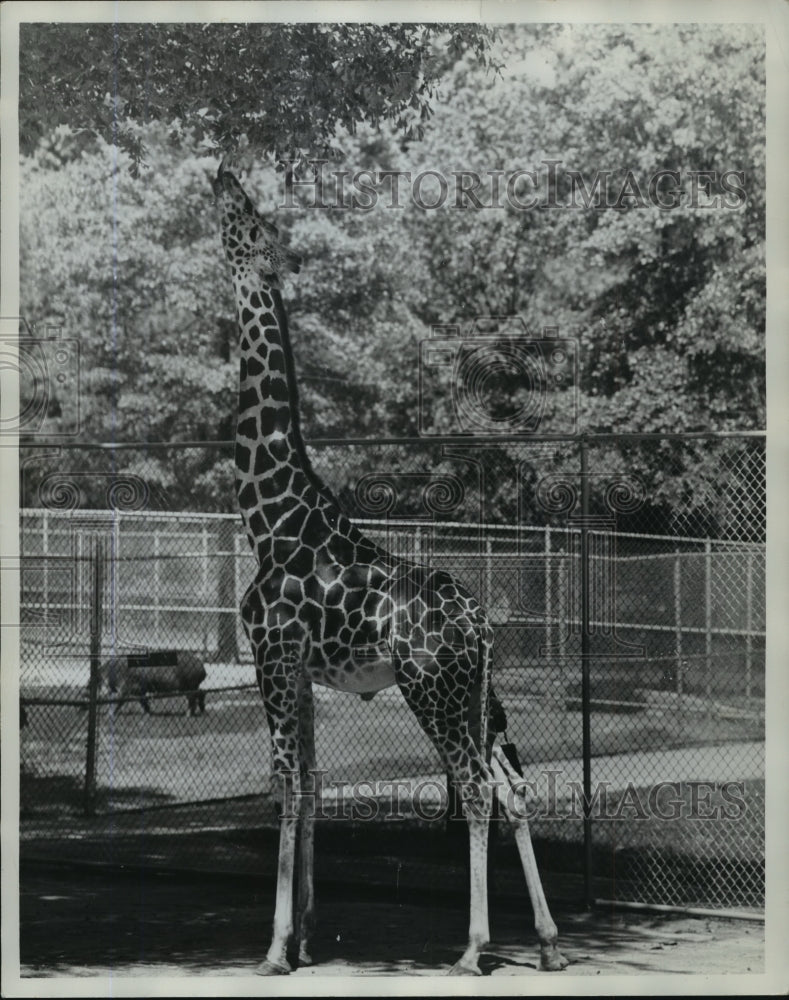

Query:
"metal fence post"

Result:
[[705, 539, 713, 720], [485, 536, 493, 610], [544, 524, 552, 641], [202, 523, 209, 599], [217, 517, 239, 663], [153, 529, 161, 639], [43, 508, 49, 611], [674, 552, 684, 720], [580, 436, 593, 910], [745, 550, 753, 702], [557, 548, 569, 750], [84, 534, 105, 817]]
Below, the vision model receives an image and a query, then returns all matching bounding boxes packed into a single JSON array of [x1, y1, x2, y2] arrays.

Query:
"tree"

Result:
[[19, 23, 497, 171], [20, 126, 236, 508], [386, 23, 765, 526]]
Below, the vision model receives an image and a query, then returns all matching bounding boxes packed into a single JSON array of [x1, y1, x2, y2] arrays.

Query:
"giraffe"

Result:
[[213, 159, 569, 976]]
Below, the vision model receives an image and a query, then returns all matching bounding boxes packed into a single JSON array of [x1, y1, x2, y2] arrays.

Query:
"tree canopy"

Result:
[[19, 22, 765, 534], [20, 22, 497, 171]]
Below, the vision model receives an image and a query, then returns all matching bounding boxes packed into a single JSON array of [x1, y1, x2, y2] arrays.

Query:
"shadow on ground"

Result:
[[19, 862, 763, 979]]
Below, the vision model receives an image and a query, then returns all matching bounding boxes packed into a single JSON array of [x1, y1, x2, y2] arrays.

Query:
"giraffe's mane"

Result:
[[271, 286, 342, 510]]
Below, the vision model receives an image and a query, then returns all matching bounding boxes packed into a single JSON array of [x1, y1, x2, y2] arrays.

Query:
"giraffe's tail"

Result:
[[488, 683, 507, 736], [479, 625, 526, 781], [477, 623, 506, 759]]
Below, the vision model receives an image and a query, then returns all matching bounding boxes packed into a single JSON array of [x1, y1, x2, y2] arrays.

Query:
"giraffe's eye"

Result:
[[249, 225, 259, 243]]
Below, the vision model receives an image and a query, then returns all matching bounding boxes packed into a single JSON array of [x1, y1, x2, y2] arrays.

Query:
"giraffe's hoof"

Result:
[[539, 944, 569, 971], [448, 959, 483, 976], [298, 947, 313, 966], [256, 958, 292, 976]]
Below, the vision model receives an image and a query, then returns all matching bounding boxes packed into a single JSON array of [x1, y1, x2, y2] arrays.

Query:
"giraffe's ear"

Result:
[[217, 153, 238, 184], [259, 217, 279, 238], [282, 249, 302, 275]]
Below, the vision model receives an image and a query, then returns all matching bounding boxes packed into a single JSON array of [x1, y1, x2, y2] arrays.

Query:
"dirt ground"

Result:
[[16, 863, 763, 982]]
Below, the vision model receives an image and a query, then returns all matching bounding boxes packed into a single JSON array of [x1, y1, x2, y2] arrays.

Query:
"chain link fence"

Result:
[[18, 433, 765, 912]]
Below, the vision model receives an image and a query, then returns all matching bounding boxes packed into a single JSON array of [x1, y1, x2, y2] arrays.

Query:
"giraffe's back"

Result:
[[242, 505, 490, 700]]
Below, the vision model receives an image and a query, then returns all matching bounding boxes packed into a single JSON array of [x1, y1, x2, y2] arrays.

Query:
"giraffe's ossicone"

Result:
[[214, 160, 567, 977]]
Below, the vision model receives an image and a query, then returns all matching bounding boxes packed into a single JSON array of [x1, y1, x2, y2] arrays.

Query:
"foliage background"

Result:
[[18, 22, 765, 528]]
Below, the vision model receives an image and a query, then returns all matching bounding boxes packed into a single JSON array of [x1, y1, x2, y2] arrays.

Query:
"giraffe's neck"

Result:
[[232, 269, 336, 557]]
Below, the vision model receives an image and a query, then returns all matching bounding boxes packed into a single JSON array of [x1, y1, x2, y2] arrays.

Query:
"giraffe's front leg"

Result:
[[256, 657, 302, 976], [448, 756, 493, 976], [257, 773, 299, 976]]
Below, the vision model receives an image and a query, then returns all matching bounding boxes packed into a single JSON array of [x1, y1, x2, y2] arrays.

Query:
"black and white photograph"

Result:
[[2, 1, 787, 994]]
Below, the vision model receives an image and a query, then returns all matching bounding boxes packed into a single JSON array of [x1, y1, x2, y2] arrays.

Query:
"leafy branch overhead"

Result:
[[19, 23, 499, 170]]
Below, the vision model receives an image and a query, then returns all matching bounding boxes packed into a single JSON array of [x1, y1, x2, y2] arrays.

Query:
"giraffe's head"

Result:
[[213, 159, 302, 288]]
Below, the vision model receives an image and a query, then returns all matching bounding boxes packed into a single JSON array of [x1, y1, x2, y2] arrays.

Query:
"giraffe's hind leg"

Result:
[[394, 660, 493, 974], [490, 747, 569, 971]]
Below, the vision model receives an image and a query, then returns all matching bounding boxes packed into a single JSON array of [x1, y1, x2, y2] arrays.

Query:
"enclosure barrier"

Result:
[[18, 433, 765, 913]]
